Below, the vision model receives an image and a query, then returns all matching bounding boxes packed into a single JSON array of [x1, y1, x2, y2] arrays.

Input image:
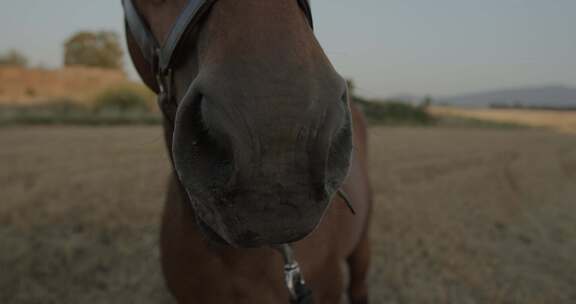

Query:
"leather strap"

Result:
[[122, 0, 158, 63], [158, 0, 215, 71], [123, 0, 215, 73], [123, 0, 314, 74], [297, 0, 314, 30]]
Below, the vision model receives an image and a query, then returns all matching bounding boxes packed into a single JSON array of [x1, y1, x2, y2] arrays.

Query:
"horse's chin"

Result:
[[195, 213, 320, 248], [195, 217, 233, 247], [188, 193, 330, 248], [196, 219, 286, 248]]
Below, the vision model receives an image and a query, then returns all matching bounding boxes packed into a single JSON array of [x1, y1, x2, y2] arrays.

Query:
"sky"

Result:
[[1, 0, 575, 98]]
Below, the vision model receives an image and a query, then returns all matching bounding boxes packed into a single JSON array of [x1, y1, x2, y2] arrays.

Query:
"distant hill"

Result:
[[442, 85, 576, 108]]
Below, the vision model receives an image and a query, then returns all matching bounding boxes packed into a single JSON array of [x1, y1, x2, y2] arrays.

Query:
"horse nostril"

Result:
[[172, 96, 235, 197]]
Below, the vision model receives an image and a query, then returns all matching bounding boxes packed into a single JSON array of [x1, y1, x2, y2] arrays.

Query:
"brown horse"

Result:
[[123, 0, 372, 303]]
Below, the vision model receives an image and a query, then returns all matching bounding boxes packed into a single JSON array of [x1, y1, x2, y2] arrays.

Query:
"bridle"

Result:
[[121, 1, 317, 303], [122, 0, 314, 122]]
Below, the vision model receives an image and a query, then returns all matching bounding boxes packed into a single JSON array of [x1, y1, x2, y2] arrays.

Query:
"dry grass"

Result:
[[430, 106, 576, 134], [1, 126, 576, 303], [368, 127, 576, 303], [0, 66, 151, 105]]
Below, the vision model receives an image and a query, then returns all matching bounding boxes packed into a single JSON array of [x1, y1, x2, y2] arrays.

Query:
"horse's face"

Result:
[[126, 0, 353, 247]]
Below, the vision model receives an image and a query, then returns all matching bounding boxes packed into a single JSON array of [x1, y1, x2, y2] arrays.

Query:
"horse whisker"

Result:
[[337, 189, 356, 215]]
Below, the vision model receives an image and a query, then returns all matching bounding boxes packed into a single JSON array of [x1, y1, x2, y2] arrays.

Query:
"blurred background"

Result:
[[1, 0, 575, 303]]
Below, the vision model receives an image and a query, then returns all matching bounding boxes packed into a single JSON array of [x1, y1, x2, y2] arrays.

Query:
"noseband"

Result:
[[122, 1, 317, 303], [122, 0, 314, 121]]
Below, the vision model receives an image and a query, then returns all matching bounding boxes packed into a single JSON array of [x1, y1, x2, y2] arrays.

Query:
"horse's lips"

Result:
[[184, 190, 331, 248]]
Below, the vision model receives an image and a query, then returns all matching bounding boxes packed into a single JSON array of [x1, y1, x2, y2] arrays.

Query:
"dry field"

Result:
[[0, 67, 140, 105], [430, 106, 576, 134], [1, 126, 576, 303]]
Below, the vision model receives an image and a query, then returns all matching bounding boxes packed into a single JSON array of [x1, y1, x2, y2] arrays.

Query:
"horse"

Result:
[[122, 0, 372, 303]]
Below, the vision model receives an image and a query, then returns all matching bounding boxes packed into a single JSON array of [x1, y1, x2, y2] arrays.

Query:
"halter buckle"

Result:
[[284, 260, 305, 300], [275, 244, 313, 303], [152, 48, 171, 96]]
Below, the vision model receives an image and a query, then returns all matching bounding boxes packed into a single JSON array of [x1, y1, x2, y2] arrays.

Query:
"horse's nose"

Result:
[[197, 95, 335, 199], [173, 85, 347, 195], [193, 89, 353, 246], [170, 66, 352, 244]]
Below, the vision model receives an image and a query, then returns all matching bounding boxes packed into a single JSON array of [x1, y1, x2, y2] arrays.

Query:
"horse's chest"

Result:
[[162, 246, 348, 303]]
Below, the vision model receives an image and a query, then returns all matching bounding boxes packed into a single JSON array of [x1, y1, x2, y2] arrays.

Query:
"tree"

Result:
[[420, 95, 434, 109], [64, 31, 123, 69], [0, 49, 28, 67]]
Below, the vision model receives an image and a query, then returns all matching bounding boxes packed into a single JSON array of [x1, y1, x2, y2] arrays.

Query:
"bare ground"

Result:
[[1, 126, 576, 303]]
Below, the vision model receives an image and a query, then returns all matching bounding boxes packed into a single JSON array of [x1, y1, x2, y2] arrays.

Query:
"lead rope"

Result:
[[276, 189, 354, 303], [276, 244, 314, 304]]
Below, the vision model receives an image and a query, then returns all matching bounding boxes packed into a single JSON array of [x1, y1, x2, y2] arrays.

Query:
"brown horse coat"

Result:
[[123, 0, 372, 303]]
